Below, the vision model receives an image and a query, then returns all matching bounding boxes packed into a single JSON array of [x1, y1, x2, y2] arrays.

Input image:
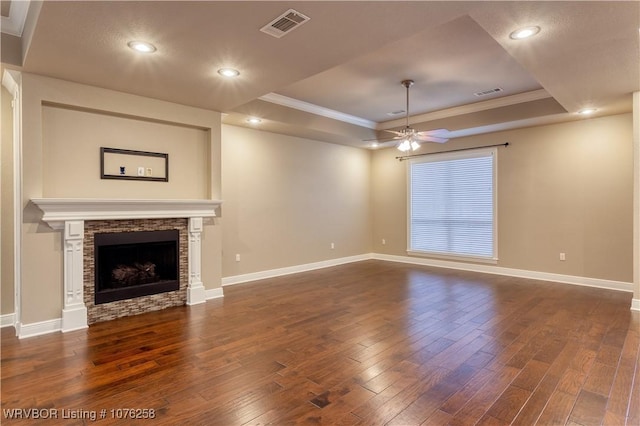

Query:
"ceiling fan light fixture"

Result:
[[397, 140, 411, 152], [373, 79, 449, 150], [509, 26, 540, 40]]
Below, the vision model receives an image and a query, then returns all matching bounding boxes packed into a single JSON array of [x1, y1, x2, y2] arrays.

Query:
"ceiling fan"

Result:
[[368, 79, 449, 152]]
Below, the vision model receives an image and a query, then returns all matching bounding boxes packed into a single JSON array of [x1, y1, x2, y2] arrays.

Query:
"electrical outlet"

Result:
[[146, 167, 152, 177], [382, 238, 386, 245], [559, 253, 566, 261], [330, 242, 335, 250], [137, 166, 145, 176], [235, 254, 240, 262]]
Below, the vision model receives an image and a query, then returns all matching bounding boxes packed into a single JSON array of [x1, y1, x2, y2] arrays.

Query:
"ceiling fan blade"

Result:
[[383, 129, 405, 136], [363, 135, 403, 142], [416, 134, 449, 143], [419, 128, 449, 136]]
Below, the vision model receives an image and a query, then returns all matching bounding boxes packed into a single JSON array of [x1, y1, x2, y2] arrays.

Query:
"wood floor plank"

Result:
[[447, 366, 521, 426], [535, 390, 577, 426], [1, 260, 637, 425], [568, 389, 608, 425], [511, 339, 581, 425], [605, 328, 640, 421]]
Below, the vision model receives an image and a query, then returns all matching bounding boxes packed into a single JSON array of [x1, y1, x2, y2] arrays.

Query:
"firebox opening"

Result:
[[94, 229, 179, 304]]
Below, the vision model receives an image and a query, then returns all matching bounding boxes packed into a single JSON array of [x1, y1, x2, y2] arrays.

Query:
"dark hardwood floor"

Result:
[[2, 260, 639, 425]]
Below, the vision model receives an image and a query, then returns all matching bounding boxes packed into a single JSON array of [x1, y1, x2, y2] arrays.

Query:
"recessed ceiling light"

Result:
[[578, 108, 597, 115], [127, 41, 157, 53], [370, 142, 379, 149], [509, 26, 541, 40], [246, 117, 262, 124], [218, 68, 240, 78]]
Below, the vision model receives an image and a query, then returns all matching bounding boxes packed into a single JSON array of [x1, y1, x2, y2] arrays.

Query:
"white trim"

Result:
[[633, 91, 639, 311], [2, 69, 22, 337], [9, 255, 634, 337], [407, 250, 497, 265], [17, 318, 63, 339], [31, 198, 222, 230], [205, 287, 224, 300], [187, 217, 206, 305], [372, 253, 633, 293], [1, 313, 15, 328], [259, 93, 377, 129], [380, 89, 551, 130], [222, 254, 373, 286], [62, 307, 88, 333], [61, 220, 87, 332]]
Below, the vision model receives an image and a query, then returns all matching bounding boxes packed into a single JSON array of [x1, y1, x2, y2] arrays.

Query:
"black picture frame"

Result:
[[100, 147, 169, 182]]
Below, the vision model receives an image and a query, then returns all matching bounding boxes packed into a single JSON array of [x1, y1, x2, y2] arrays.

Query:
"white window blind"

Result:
[[408, 148, 497, 261]]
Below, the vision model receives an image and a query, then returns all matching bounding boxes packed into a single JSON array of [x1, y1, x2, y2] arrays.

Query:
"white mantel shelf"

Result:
[[31, 198, 222, 230]]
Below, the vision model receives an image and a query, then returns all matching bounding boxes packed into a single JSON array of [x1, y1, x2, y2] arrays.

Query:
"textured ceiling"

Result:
[[2, 1, 639, 148]]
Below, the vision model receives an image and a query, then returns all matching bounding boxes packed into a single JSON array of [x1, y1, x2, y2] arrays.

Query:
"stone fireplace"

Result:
[[31, 198, 222, 331], [84, 219, 188, 324]]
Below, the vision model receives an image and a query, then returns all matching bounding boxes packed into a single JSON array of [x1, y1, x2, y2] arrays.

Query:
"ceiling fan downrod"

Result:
[[402, 79, 414, 131]]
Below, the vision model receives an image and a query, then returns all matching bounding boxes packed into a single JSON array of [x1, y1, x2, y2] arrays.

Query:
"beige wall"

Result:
[[221, 124, 372, 277], [19, 73, 222, 325], [41, 105, 210, 199], [372, 113, 633, 283], [6, 71, 635, 324], [1, 86, 15, 315]]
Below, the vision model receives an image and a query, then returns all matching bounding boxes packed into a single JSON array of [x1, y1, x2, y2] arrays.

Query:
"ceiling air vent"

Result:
[[474, 87, 503, 97], [260, 9, 310, 38]]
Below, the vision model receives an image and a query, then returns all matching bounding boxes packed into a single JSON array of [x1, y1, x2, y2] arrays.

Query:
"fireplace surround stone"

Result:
[[84, 219, 188, 324]]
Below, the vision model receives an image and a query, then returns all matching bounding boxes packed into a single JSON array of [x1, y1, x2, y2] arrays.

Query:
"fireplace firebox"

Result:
[[94, 229, 179, 304]]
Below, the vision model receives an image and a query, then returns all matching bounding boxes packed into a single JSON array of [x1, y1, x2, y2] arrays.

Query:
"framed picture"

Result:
[[100, 147, 168, 182]]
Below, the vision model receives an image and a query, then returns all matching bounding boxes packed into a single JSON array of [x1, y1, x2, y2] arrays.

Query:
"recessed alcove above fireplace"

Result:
[[31, 198, 222, 331]]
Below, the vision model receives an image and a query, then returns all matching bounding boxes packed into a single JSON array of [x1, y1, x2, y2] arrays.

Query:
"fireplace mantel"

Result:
[[31, 198, 222, 230], [30, 198, 222, 332]]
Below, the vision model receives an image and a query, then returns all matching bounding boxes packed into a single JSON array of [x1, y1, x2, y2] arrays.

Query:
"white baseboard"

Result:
[[222, 254, 373, 286], [372, 253, 633, 293], [1, 313, 15, 328], [12, 289, 225, 338], [18, 318, 62, 339], [206, 287, 224, 300], [11, 254, 637, 338]]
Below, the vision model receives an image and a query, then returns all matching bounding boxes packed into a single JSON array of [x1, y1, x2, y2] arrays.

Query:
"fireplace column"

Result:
[[187, 217, 206, 305], [62, 220, 88, 331]]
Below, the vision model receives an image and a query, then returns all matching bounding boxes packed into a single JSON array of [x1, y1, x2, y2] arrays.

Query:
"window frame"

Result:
[[406, 147, 498, 264]]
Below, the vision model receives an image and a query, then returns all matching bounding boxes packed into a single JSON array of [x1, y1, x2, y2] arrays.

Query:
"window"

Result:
[[408, 148, 497, 262]]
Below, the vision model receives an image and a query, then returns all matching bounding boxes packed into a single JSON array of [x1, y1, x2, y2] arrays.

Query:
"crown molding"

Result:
[[259, 89, 552, 133], [379, 89, 552, 130], [259, 92, 377, 129]]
